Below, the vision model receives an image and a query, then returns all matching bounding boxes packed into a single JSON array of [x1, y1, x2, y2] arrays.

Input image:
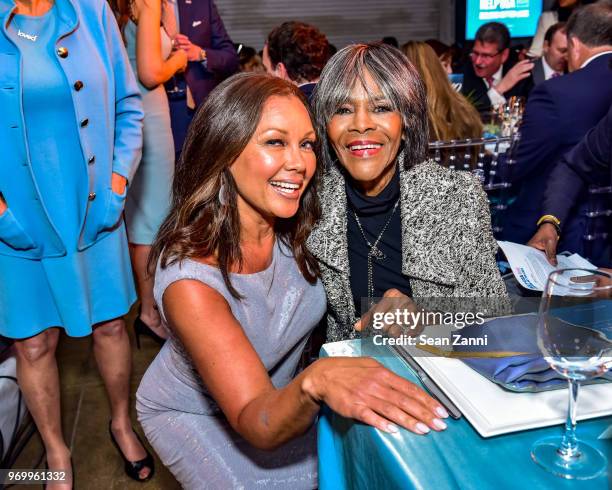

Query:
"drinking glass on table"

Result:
[[531, 268, 612, 480]]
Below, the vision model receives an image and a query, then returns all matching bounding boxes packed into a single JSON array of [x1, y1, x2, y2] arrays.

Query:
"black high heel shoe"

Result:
[[108, 422, 155, 483], [133, 310, 165, 349]]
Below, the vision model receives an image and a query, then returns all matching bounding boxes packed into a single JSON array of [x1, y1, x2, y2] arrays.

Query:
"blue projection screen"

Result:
[[466, 0, 542, 39]]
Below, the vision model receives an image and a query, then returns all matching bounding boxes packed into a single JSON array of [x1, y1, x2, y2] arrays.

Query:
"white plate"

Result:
[[410, 350, 612, 437], [322, 340, 612, 437]]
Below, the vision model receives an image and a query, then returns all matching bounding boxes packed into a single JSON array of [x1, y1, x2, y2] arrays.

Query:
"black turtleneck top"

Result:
[[345, 165, 412, 316]]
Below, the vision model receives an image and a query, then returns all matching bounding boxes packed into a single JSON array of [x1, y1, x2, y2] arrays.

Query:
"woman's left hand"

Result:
[[354, 288, 423, 337], [111, 172, 127, 195]]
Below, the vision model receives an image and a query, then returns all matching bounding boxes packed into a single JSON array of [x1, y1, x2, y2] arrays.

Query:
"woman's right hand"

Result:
[[172, 47, 188, 73], [0, 197, 7, 216], [303, 357, 449, 435]]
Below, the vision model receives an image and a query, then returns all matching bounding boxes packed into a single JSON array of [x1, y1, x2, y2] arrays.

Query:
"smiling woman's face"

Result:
[[230, 95, 317, 221], [327, 70, 403, 196]]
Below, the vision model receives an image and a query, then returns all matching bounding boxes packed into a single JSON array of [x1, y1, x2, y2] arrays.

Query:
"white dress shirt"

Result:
[[542, 56, 561, 80], [486, 65, 506, 108]]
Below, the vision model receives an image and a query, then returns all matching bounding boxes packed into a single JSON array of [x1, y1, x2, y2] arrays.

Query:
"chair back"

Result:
[[428, 134, 520, 237]]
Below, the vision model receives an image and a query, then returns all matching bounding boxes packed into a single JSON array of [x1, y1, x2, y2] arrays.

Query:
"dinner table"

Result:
[[317, 339, 612, 490]]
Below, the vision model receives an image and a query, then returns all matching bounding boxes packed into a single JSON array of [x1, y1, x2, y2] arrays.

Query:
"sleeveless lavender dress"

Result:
[[136, 240, 326, 489]]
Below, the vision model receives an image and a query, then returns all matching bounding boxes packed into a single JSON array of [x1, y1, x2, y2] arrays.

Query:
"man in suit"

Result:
[[262, 21, 330, 102], [169, 0, 238, 156], [461, 22, 534, 113], [527, 103, 612, 267], [501, 2, 612, 264], [532, 22, 568, 85]]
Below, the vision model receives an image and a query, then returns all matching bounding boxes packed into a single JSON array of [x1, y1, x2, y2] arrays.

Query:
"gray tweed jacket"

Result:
[[306, 159, 509, 343]]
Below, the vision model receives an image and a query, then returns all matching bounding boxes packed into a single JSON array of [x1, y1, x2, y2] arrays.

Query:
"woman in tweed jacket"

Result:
[[308, 43, 508, 343]]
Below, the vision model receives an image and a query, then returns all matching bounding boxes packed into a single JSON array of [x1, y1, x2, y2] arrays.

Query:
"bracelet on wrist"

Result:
[[537, 215, 561, 236]]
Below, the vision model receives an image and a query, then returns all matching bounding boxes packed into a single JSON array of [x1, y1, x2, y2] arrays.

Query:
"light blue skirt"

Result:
[[0, 224, 137, 339], [124, 86, 175, 245]]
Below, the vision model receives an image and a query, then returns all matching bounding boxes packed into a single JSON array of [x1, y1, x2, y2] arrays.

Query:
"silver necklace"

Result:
[[351, 198, 400, 299]]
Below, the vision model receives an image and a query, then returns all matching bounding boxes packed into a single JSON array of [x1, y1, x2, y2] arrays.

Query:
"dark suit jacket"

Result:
[[460, 59, 534, 113], [299, 82, 317, 104], [501, 53, 612, 262], [532, 58, 566, 86], [532, 58, 546, 85], [168, 0, 238, 153], [541, 103, 612, 266], [177, 0, 237, 106]]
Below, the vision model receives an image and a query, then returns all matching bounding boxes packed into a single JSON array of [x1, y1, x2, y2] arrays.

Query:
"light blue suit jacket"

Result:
[[0, 0, 143, 259]]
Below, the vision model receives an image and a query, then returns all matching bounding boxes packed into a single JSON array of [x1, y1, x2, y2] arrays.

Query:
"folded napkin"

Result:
[[456, 313, 612, 392]]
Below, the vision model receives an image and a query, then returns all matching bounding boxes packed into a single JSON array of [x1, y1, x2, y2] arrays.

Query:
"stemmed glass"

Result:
[[531, 268, 612, 480]]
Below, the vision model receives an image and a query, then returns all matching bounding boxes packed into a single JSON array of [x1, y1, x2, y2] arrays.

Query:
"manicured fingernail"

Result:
[[415, 423, 430, 434], [386, 423, 399, 433], [436, 406, 449, 418], [433, 419, 447, 430]]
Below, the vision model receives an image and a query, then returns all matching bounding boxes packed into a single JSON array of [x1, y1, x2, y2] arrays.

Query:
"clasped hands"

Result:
[[173, 34, 204, 63]]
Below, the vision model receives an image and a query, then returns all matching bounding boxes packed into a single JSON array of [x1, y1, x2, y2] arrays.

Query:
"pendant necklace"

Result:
[[351, 198, 399, 300]]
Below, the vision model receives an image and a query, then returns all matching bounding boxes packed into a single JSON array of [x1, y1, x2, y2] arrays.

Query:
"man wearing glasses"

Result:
[[461, 22, 534, 113]]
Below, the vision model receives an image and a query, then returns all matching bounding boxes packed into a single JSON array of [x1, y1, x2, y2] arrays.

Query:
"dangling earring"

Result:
[[218, 180, 228, 206]]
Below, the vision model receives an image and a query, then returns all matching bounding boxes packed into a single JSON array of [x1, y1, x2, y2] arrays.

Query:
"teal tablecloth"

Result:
[[318, 339, 612, 490]]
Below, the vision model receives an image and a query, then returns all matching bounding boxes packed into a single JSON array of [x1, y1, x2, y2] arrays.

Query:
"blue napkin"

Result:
[[456, 313, 612, 392]]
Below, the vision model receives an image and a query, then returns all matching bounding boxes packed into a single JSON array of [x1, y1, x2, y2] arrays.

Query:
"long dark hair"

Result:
[[150, 73, 321, 298], [312, 43, 428, 173], [107, 0, 133, 31]]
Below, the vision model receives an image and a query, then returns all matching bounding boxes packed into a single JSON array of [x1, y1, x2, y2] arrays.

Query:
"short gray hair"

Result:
[[312, 42, 428, 171], [566, 2, 612, 48]]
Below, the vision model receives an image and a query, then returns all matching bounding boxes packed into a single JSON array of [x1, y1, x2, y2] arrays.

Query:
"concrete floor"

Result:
[[10, 306, 180, 490]]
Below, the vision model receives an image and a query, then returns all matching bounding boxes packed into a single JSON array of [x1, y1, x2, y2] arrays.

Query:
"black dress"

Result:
[[346, 166, 412, 315]]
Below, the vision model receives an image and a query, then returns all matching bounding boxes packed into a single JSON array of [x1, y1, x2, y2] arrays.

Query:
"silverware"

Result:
[[391, 345, 462, 420]]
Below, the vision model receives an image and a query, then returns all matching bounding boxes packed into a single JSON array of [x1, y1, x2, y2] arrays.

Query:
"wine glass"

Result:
[[531, 268, 612, 480]]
